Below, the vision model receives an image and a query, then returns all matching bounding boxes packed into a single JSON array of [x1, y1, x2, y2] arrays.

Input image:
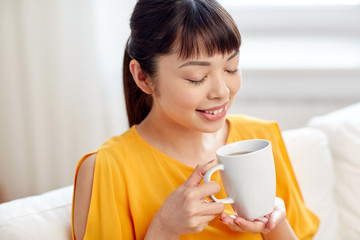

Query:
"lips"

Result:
[[203, 108, 224, 115], [196, 103, 228, 121]]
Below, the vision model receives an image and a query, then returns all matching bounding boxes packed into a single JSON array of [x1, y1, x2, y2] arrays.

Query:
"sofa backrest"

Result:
[[308, 102, 360, 240], [0, 185, 73, 240], [283, 127, 339, 240]]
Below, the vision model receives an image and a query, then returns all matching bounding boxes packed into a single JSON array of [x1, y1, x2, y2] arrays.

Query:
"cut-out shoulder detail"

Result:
[[73, 153, 97, 240]]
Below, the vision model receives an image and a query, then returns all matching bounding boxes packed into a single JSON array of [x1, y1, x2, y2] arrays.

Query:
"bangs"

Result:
[[176, 0, 241, 59]]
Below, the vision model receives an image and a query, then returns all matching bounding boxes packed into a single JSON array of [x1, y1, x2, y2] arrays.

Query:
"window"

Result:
[[218, 0, 360, 70], [219, 0, 360, 129]]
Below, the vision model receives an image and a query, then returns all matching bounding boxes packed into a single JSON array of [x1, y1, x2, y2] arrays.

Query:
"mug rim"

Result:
[[216, 139, 271, 158]]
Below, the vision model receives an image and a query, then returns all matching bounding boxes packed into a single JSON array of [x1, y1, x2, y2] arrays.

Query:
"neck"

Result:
[[136, 111, 229, 167]]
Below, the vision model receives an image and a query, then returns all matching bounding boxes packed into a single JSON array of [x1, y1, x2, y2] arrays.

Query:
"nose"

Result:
[[208, 75, 229, 100]]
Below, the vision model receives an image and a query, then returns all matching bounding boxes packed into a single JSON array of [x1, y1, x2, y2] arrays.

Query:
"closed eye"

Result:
[[186, 78, 206, 85], [226, 69, 238, 74]]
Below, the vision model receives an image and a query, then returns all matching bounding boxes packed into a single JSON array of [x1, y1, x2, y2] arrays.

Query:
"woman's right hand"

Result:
[[145, 160, 225, 240]]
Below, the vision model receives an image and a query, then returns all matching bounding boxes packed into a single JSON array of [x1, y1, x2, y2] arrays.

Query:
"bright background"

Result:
[[0, 0, 359, 202]]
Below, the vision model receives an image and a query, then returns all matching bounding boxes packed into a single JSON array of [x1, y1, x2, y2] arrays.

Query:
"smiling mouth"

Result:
[[201, 108, 224, 115], [197, 102, 228, 115], [196, 103, 227, 121]]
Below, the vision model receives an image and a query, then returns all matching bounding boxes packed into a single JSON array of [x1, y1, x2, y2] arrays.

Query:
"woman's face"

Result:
[[150, 49, 241, 133]]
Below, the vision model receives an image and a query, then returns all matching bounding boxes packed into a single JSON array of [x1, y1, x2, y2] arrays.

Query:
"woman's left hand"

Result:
[[220, 197, 286, 234]]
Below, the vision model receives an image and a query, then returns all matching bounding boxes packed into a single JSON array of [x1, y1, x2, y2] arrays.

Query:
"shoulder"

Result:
[[99, 126, 140, 154], [78, 126, 140, 168], [74, 154, 97, 204], [77, 153, 97, 176], [73, 153, 97, 239], [74, 153, 97, 198]]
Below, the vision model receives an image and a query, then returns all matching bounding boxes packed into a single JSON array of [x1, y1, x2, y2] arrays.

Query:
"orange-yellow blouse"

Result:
[[72, 115, 319, 240]]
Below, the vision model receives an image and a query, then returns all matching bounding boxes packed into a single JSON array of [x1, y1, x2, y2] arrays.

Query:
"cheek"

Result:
[[228, 75, 241, 95], [159, 82, 201, 109]]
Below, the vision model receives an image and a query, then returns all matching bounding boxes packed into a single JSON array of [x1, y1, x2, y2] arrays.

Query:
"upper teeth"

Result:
[[204, 108, 224, 115]]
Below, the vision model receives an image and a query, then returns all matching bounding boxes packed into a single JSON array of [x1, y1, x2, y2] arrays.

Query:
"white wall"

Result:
[[0, 0, 134, 202]]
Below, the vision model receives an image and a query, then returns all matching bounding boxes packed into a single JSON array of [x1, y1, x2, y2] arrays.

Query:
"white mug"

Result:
[[204, 139, 276, 220]]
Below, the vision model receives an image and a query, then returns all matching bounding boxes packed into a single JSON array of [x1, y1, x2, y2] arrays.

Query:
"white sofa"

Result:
[[1, 103, 359, 240]]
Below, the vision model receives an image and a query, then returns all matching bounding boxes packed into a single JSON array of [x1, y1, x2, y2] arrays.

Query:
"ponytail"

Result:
[[123, 40, 152, 127]]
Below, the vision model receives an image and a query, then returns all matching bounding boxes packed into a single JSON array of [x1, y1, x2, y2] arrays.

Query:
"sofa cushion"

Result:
[[308, 102, 360, 240], [0, 185, 73, 240], [282, 127, 339, 240]]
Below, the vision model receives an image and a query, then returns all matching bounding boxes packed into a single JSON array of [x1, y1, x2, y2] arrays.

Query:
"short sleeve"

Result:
[[73, 150, 133, 240]]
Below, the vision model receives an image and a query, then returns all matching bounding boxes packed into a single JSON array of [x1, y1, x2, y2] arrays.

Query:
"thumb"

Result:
[[185, 159, 216, 187]]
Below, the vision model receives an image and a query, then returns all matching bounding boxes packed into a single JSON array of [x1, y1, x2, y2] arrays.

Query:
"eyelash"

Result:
[[187, 69, 238, 85], [187, 78, 206, 85], [226, 68, 238, 74]]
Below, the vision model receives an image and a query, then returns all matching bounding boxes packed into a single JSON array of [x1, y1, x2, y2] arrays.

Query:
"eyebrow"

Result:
[[228, 50, 240, 61], [178, 50, 239, 68]]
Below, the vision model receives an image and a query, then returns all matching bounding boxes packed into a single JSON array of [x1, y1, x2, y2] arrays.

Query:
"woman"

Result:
[[72, 0, 319, 239]]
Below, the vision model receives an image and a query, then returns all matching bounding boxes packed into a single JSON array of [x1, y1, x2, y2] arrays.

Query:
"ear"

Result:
[[129, 59, 154, 94]]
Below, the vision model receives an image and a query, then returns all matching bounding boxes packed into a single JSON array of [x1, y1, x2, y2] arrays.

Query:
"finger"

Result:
[[266, 207, 284, 231], [198, 201, 224, 215], [234, 217, 266, 234], [219, 212, 236, 221], [192, 215, 217, 232], [195, 181, 221, 199], [199, 159, 217, 176], [199, 214, 218, 223], [266, 197, 286, 231], [185, 160, 216, 187], [255, 216, 269, 224], [266, 214, 276, 231], [220, 213, 234, 224], [220, 213, 246, 232]]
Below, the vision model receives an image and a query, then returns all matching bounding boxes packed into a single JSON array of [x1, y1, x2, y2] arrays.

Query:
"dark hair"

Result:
[[123, 0, 241, 127]]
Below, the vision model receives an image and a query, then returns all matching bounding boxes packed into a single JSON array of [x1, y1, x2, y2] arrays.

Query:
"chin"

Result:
[[198, 117, 227, 133]]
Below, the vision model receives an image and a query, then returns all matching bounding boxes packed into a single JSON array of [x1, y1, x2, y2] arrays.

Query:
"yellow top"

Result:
[[72, 115, 319, 240]]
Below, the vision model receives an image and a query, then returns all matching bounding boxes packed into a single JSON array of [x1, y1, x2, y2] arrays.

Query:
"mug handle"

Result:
[[203, 164, 234, 204]]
